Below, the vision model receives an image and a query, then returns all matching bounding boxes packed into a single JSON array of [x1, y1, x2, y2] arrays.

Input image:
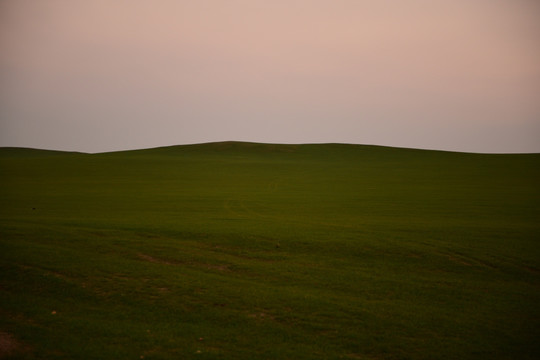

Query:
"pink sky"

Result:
[[1, 0, 539, 153]]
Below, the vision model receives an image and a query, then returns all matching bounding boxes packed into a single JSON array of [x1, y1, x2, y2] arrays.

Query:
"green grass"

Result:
[[1, 141, 539, 359]]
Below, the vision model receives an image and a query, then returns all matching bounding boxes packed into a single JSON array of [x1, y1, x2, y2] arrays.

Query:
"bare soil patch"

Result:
[[0, 331, 30, 359]]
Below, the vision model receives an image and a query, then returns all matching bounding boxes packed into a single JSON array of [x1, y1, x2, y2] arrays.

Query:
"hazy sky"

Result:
[[1, 0, 539, 153]]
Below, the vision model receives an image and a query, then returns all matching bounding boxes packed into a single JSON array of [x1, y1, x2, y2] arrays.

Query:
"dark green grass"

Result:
[[1, 141, 539, 359]]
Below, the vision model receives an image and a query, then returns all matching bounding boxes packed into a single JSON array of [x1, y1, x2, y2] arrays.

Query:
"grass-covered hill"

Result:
[[1, 141, 539, 359]]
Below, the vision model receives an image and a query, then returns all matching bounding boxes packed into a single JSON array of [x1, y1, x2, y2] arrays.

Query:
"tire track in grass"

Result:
[[223, 199, 247, 218]]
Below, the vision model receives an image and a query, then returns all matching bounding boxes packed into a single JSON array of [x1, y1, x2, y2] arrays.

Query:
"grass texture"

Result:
[[1, 141, 539, 359]]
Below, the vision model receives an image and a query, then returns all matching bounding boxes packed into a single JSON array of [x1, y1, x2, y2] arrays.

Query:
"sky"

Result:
[[1, 0, 539, 153]]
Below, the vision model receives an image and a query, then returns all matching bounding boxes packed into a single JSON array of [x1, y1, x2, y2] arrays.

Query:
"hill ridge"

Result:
[[1, 141, 539, 156]]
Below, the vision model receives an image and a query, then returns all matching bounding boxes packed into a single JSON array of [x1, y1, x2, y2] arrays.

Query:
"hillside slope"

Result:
[[1, 142, 539, 359]]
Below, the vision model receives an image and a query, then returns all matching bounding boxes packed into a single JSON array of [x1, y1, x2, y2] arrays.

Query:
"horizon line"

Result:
[[1, 140, 539, 156]]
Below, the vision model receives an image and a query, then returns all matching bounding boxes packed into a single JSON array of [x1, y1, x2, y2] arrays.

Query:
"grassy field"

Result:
[[1, 141, 539, 359]]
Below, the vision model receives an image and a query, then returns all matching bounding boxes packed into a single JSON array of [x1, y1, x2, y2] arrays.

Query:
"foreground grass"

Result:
[[1, 142, 539, 359]]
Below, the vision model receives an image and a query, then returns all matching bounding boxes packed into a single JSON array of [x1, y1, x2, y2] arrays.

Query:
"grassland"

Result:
[[1, 141, 539, 359]]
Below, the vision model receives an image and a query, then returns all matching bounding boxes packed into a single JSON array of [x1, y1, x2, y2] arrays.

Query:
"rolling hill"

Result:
[[1, 141, 539, 359]]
